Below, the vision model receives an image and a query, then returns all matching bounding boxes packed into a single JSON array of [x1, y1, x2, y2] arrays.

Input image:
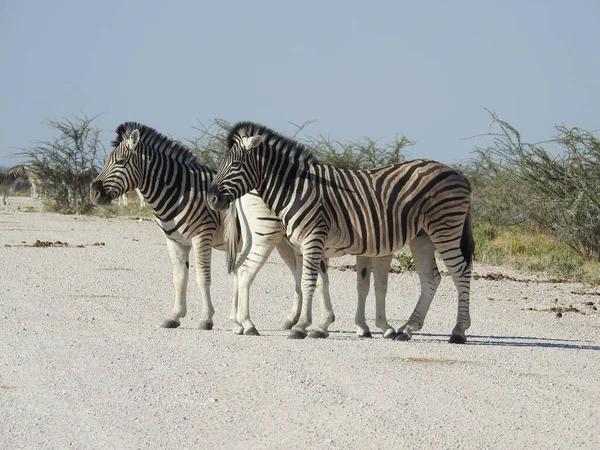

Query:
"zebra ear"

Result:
[[241, 135, 264, 151], [127, 129, 141, 151]]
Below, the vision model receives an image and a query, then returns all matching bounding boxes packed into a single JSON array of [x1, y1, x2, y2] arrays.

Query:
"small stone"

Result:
[[556, 312, 563, 318], [210, 398, 217, 403]]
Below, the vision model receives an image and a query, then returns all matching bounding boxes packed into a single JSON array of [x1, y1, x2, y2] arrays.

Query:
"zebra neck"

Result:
[[254, 146, 313, 219], [136, 150, 213, 220]]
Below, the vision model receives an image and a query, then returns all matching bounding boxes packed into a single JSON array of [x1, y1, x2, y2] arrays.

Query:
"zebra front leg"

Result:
[[275, 241, 303, 330], [289, 239, 325, 339], [372, 255, 396, 339], [235, 243, 277, 336], [230, 269, 243, 335], [309, 259, 335, 339], [355, 256, 372, 338], [192, 237, 215, 330], [162, 238, 191, 328], [396, 232, 441, 341]]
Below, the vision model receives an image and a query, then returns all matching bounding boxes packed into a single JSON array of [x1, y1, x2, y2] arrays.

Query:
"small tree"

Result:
[[187, 118, 413, 171], [19, 115, 104, 214], [470, 110, 600, 260], [187, 118, 232, 169]]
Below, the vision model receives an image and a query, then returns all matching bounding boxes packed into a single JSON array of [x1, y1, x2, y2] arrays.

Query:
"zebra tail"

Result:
[[223, 199, 253, 274], [224, 201, 240, 274], [460, 207, 475, 267], [233, 198, 253, 272]]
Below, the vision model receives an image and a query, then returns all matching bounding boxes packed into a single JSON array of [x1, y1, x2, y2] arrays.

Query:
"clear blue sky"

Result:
[[1, 0, 598, 168]]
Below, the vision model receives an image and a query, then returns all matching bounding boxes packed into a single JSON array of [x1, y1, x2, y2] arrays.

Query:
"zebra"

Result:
[[89, 122, 342, 335], [227, 191, 395, 339], [207, 122, 475, 343], [0, 165, 32, 205]]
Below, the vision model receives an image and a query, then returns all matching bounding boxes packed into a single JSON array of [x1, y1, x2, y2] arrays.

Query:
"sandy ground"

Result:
[[1, 197, 599, 449]]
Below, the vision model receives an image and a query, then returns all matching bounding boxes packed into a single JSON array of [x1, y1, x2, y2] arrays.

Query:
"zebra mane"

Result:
[[112, 122, 202, 168], [227, 121, 318, 165]]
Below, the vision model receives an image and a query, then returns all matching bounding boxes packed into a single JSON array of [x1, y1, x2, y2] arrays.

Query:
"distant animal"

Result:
[[208, 121, 475, 343], [0, 165, 34, 205]]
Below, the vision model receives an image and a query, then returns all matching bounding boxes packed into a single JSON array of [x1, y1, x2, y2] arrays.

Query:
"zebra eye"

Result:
[[231, 160, 243, 169], [115, 157, 127, 165]]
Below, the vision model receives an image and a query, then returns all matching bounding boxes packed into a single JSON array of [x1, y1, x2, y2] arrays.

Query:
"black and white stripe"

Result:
[[208, 122, 475, 343], [90, 122, 311, 335]]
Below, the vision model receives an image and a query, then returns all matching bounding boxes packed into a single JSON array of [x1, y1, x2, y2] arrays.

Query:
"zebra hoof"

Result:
[[161, 319, 180, 328], [287, 330, 307, 339], [244, 327, 260, 336], [449, 334, 466, 344], [394, 332, 412, 341], [383, 330, 397, 340], [281, 320, 295, 330], [198, 321, 213, 330], [358, 331, 373, 338], [232, 324, 244, 335], [309, 330, 329, 339]]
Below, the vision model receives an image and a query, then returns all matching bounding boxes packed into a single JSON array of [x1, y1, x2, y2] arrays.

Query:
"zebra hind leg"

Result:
[[309, 259, 335, 339], [434, 239, 471, 344], [191, 236, 215, 330], [276, 241, 303, 330], [395, 232, 441, 341], [355, 256, 372, 338], [372, 255, 396, 339]]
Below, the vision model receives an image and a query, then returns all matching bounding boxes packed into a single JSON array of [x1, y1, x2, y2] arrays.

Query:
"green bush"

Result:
[[19, 115, 104, 214], [463, 111, 600, 261]]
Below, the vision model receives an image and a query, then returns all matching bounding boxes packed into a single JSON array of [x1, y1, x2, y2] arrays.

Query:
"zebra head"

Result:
[[90, 127, 143, 205], [207, 134, 264, 211]]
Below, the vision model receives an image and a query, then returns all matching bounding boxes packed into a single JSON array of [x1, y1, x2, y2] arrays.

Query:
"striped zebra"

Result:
[[227, 192, 395, 339], [0, 164, 34, 205], [89, 122, 340, 335], [207, 122, 475, 343]]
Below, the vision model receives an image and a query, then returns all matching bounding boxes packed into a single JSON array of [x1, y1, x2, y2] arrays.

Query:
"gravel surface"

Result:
[[1, 197, 599, 449]]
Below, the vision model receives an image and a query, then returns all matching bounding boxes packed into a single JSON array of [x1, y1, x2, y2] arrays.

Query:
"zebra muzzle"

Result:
[[206, 186, 230, 211], [90, 180, 111, 205]]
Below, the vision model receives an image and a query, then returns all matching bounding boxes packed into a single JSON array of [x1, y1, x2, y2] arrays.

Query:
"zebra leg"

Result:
[[191, 236, 215, 330], [309, 258, 335, 339], [276, 241, 303, 330], [289, 239, 325, 339], [355, 256, 372, 338], [235, 243, 278, 336], [395, 232, 441, 341], [372, 255, 396, 339], [162, 238, 191, 328], [435, 239, 471, 344], [230, 269, 243, 335]]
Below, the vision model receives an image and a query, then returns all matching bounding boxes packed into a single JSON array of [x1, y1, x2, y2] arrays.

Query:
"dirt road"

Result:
[[1, 198, 599, 449]]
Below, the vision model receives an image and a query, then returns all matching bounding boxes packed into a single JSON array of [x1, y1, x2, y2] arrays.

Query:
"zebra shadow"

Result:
[[414, 332, 600, 351]]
